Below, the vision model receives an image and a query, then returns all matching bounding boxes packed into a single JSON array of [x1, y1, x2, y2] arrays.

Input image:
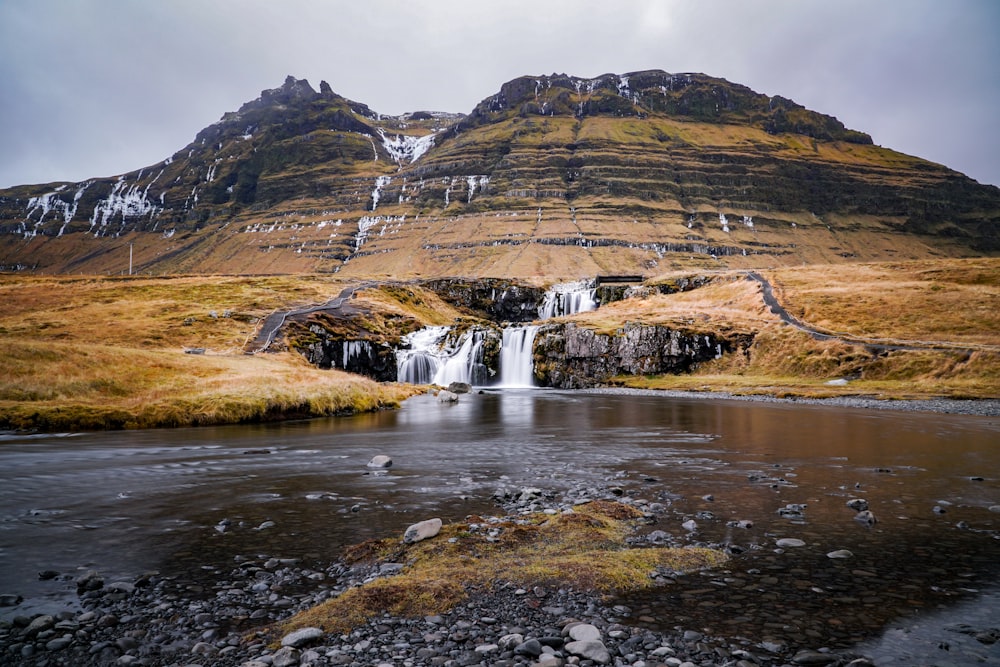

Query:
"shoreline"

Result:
[[580, 386, 1000, 417]]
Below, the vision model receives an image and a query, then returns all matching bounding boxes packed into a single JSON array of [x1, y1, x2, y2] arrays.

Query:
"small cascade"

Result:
[[539, 280, 598, 319], [498, 325, 539, 387], [396, 327, 448, 384], [396, 326, 488, 386]]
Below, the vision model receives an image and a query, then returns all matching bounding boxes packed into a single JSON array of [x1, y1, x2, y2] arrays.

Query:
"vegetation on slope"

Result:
[[0, 274, 420, 432]]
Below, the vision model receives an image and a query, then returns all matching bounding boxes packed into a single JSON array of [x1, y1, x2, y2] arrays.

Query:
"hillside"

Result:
[[1, 71, 998, 278]]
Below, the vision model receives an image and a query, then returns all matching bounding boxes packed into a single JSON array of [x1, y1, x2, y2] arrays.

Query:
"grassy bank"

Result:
[[0, 274, 420, 431]]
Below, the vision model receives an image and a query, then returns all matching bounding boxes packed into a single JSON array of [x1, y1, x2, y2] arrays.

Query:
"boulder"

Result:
[[367, 455, 392, 468], [281, 626, 323, 648], [403, 518, 443, 544], [853, 510, 878, 526], [447, 381, 472, 394], [565, 639, 611, 664], [437, 390, 459, 402], [567, 623, 602, 642]]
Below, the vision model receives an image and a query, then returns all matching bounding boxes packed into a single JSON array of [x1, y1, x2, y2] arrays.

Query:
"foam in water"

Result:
[[539, 281, 597, 319], [498, 325, 539, 387]]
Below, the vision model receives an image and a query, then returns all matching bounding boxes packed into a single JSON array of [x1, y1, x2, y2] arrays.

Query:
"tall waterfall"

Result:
[[396, 326, 488, 386], [539, 280, 598, 319], [498, 325, 539, 387]]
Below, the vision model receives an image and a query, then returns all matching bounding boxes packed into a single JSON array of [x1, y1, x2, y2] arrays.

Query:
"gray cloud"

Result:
[[1, 0, 997, 188]]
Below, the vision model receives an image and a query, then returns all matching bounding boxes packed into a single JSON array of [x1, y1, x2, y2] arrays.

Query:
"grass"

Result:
[[593, 260, 1000, 399], [0, 274, 422, 431], [280, 500, 727, 636]]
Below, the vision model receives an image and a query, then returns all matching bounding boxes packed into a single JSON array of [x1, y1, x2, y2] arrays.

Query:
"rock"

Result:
[[281, 626, 323, 648], [403, 517, 442, 544], [681, 519, 697, 531], [499, 633, 525, 650], [25, 614, 55, 636], [776, 538, 806, 548], [514, 638, 543, 657], [565, 639, 612, 664], [846, 498, 869, 511], [567, 623, 602, 642], [791, 649, 839, 664], [827, 549, 854, 559], [75, 570, 104, 593], [271, 646, 300, 667], [447, 381, 472, 394], [853, 510, 878, 526], [367, 455, 393, 468], [45, 635, 73, 651], [0, 593, 22, 606], [437, 389, 459, 403], [989, 505, 1000, 513]]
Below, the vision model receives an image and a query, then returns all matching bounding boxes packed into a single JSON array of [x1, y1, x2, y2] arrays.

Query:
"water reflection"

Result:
[[1, 391, 998, 661]]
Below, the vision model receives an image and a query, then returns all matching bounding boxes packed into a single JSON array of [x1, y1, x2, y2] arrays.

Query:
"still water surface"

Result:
[[1, 390, 998, 661]]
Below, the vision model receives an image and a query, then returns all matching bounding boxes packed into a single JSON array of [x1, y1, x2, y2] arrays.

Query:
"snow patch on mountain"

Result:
[[377, 129, 437, 165]]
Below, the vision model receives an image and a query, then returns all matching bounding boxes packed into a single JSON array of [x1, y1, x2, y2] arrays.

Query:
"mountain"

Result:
[[1, 71, 998, 278]]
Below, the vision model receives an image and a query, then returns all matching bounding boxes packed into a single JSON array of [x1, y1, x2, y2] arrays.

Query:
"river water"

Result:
[[1, 390, 998, 663]]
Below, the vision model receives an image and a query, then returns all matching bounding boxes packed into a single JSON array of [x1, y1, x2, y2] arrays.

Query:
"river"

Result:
[[1, 390, 998, 663]]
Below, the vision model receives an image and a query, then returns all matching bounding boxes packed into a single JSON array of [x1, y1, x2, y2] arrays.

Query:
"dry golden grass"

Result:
[[767, 258, 1000, 347], [0, 274, 421, 431], [281, 501, 727, 636], [602, 260, 1000, 399]]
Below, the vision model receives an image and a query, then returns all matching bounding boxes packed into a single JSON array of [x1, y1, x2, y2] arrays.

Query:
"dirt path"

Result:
[[245, 282, 373, 354], [746, 271, 998, 353]]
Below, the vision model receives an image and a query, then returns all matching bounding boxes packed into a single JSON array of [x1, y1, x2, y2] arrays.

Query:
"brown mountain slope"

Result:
[[1, 71, 997, 278]]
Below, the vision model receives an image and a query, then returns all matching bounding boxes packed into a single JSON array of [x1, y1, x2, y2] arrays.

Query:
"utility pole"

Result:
[[129, 243, 133, 276]]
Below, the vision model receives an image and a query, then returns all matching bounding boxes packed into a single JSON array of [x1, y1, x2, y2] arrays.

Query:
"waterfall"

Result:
[[539, 280, 598, 319], [498, 325, 539, 387], [396, 326, 488, 386]]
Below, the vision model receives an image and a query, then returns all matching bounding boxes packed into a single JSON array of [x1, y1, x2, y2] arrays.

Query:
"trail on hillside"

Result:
[[745, 272, 998, 354], [245, 282, 373, 354]]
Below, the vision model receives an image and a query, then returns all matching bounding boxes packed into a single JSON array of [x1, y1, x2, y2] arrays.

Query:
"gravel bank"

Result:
[[584, 388, 1000, 417]]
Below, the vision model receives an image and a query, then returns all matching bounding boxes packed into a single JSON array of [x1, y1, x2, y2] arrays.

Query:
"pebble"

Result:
[[776, 538, 806, 548]]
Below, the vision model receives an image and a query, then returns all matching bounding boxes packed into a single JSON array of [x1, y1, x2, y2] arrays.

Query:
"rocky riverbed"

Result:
[[2, 479, 952, 667]]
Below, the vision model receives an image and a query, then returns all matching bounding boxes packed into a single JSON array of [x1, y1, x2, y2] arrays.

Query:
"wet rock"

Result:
[[853, 510, 877, 526], [567, 622, 602, 642], [776, 538, 806, 548], [75, 570, 104, 593], [845, 498, 868, 512], [25, 615, 55, 636], [367, 454, 393, 468], [447, 382, 472, 394], [403, 517, 442, 544], [791, 648, 839, 664], [437, 389, 460, 403], [826, 549, 854, 559], [0, 593, 22, 606], [515, 638, 543, 656]]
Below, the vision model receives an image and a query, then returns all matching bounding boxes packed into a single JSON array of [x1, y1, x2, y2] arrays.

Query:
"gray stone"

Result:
[[271, 646, 300, 667], [45, 635, 73, 651], [681, 519, 698, 532], [447, 381, 472, 394], [776, 538, 806, 548], [854, 510, 878, 525], [0, 593, 22, 606], [846, 498, 869, 511], [25, 614, 55, 636], [515, 638, 543, 656], [437, 389, 459, 403], [565, 639, 611, 664], [367, 454, 393, 468], [281, 626, 323, 648], [827, 549, 854, 559], [567, 623, 602, 642], [498, 633, 525, 650], [403, 517, 442, 544], [792, 649, 839, 665]]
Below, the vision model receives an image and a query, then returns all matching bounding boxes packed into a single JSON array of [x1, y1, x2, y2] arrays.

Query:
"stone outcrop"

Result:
[[424, 279, 544, 323], [296, 332, 398, 382], [534, 322, 753, 388]]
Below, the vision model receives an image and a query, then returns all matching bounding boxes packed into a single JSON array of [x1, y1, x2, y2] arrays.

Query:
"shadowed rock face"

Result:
[[1, 70, 997, 276], [533, 322, 754, 389]]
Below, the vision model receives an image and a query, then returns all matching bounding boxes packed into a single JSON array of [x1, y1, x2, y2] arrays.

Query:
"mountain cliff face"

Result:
[[1, 71, 997, 277]]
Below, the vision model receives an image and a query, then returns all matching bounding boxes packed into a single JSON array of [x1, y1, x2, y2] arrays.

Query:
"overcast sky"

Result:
[[1, 0, 998, 189]]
